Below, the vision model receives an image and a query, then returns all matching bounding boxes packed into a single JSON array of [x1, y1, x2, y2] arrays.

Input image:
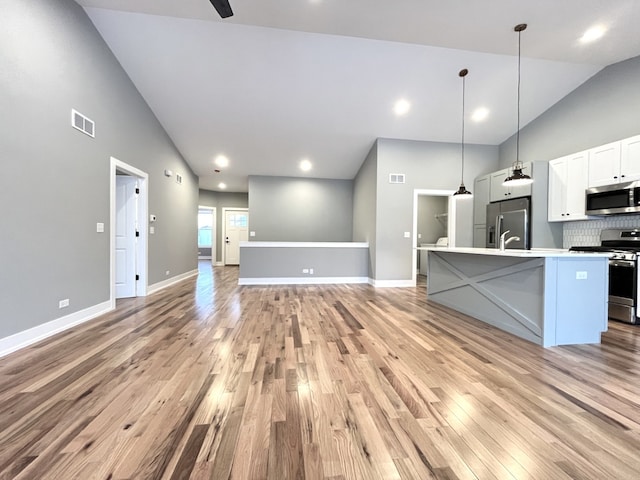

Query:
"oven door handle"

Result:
[[610, 259, 635, 268]]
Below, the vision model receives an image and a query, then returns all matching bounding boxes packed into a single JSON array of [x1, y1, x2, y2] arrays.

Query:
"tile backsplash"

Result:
[[563, 215, 640, 247]]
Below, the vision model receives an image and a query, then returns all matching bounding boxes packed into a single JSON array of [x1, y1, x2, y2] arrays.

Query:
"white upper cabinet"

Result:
[[473, 174, 490, 225], [489, 169, 508, 202], [489, 162, 532, 202], [588, 136, 640, 187], [548, 151, 589, 222], [620, 134, 640, 183], [588, 141, 622, 187]]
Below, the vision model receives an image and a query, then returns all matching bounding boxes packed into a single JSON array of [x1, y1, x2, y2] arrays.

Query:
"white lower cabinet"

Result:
[[548, 151, 589, 222], [473, 225, 486, 248]]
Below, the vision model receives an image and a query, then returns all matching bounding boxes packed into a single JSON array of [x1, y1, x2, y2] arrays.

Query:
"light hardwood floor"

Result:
[[1, 262, 640, 479]]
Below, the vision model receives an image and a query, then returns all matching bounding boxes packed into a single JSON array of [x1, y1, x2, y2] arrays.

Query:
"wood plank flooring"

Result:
[[2, 262, 640, 479]]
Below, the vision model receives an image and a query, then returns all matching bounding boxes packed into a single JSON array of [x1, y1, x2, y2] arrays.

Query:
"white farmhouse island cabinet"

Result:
[[425, 248, 610, 347]]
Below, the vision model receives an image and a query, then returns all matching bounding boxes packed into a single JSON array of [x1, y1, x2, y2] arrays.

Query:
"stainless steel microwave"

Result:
[[585, 181, 640, 215]]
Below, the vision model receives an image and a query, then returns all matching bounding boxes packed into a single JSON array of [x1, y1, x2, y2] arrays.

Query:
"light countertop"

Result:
[[240, 241, 368, 248], [417, 247, 610, 258]]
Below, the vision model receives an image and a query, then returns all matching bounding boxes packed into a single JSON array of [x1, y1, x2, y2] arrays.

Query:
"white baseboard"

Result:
[[214, 261, 224, 266], [368, 278, 416, 287], [0, 301, 112, 358], [238, 276, 369, 286], [198, 256, 212, 260], [147, 269, 198, 295]]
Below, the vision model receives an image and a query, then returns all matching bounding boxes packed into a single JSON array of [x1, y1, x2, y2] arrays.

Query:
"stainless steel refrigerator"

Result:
[[486, 197, 530, 249]]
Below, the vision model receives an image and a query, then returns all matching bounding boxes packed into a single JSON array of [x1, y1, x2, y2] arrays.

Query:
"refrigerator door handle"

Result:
[[523, 209, 529, 249]]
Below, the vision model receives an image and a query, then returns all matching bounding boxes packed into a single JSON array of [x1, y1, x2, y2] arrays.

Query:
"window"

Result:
[[198, 209, 213, 248]]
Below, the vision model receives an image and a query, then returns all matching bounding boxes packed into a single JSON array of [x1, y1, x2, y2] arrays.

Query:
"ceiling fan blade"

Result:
[[209, 0, 234, 18]]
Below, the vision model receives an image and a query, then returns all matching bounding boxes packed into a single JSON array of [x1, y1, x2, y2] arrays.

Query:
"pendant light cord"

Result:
[[513, 23, 527, 170], [516, 27, 521, 168], [461, 73, 465, 184]]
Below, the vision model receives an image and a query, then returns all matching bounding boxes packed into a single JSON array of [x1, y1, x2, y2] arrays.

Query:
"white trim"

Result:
[[222, 207, 249, 265], [198, 256, 212, 260], [0, 301, 112, 358], [110, 157, 149, 307], [411, 188, 455, 287], [238, 276, 368, 285], [368, 278, 416, 288], [240, 241, 369, 248], [215, 261, 224, 266], [148, 269, 198, 295]]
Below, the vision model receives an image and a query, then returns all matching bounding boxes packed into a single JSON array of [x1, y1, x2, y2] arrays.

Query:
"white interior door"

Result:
[[115, 176, 138, 298], [224, 210, 248, 265]]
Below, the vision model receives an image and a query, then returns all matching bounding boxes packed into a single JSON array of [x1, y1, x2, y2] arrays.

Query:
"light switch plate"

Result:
[[576, 271, 588, 280], [96, 222, 104, 233], [404, 231, 410, 238], [250, 231, 256, 237], [150, 226, 155, 234]]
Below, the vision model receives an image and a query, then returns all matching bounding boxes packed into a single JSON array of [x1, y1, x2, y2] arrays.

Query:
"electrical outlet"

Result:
[[404, 231, 410, 238], [59, 299, 69, 309], [576, 271, 588, 280], [309, 268, 314, 275], [302, 268, 309, 274], [166, 270, 170, 276], [96, 222, 104, 233]]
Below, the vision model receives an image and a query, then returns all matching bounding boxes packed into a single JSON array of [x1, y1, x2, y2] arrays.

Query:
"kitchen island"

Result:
[[424, 247, 610, 347]]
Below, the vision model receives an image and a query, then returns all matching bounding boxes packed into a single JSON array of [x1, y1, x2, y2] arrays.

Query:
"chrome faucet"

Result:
[[499, 230, 521, 250]]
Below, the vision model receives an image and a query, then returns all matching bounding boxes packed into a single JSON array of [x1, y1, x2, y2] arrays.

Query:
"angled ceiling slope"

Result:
[[76, 1, 640, 191]]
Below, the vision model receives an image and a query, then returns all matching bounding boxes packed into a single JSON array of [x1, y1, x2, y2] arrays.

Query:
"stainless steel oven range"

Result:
[[569, 228, 640, 324]]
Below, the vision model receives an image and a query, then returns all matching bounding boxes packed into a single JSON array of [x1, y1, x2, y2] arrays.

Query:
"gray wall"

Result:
[[248, 176, 354, 242], [199, 190, 249, 262], [499, 55, 640, 167], [374, 138, 499, 281], [0, 0, 198, 339], [352, 143, 378, 276], [239, 246, 369, 281], [417, 196, 448, 244]]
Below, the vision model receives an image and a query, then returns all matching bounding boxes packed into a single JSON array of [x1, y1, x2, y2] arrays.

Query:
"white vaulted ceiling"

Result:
[[76, 0, 640, 191]]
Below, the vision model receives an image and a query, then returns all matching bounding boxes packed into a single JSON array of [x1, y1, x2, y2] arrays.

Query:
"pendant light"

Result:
[[453, 68, 472, 196], [503, 23, 533, 187]]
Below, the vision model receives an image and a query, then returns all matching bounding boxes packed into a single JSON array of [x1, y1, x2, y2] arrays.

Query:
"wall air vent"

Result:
[[71, 109, 95, 138], [389, 173, 405, 184]]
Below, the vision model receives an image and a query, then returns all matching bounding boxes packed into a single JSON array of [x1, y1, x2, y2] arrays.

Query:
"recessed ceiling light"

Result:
[[300, 159, 312, 172], [580, 25, 606, 43], [214, 155, 229, 168], [472, 107, 489, 122], [393, 99, 411, 116], [218, 182, 227, 189]]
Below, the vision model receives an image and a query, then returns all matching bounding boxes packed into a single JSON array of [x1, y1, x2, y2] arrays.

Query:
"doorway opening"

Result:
[[411, 189, 457, 286], [110, 157, 148, 308], [198, 206, 216, 266], [222, 208, 248, 265]]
